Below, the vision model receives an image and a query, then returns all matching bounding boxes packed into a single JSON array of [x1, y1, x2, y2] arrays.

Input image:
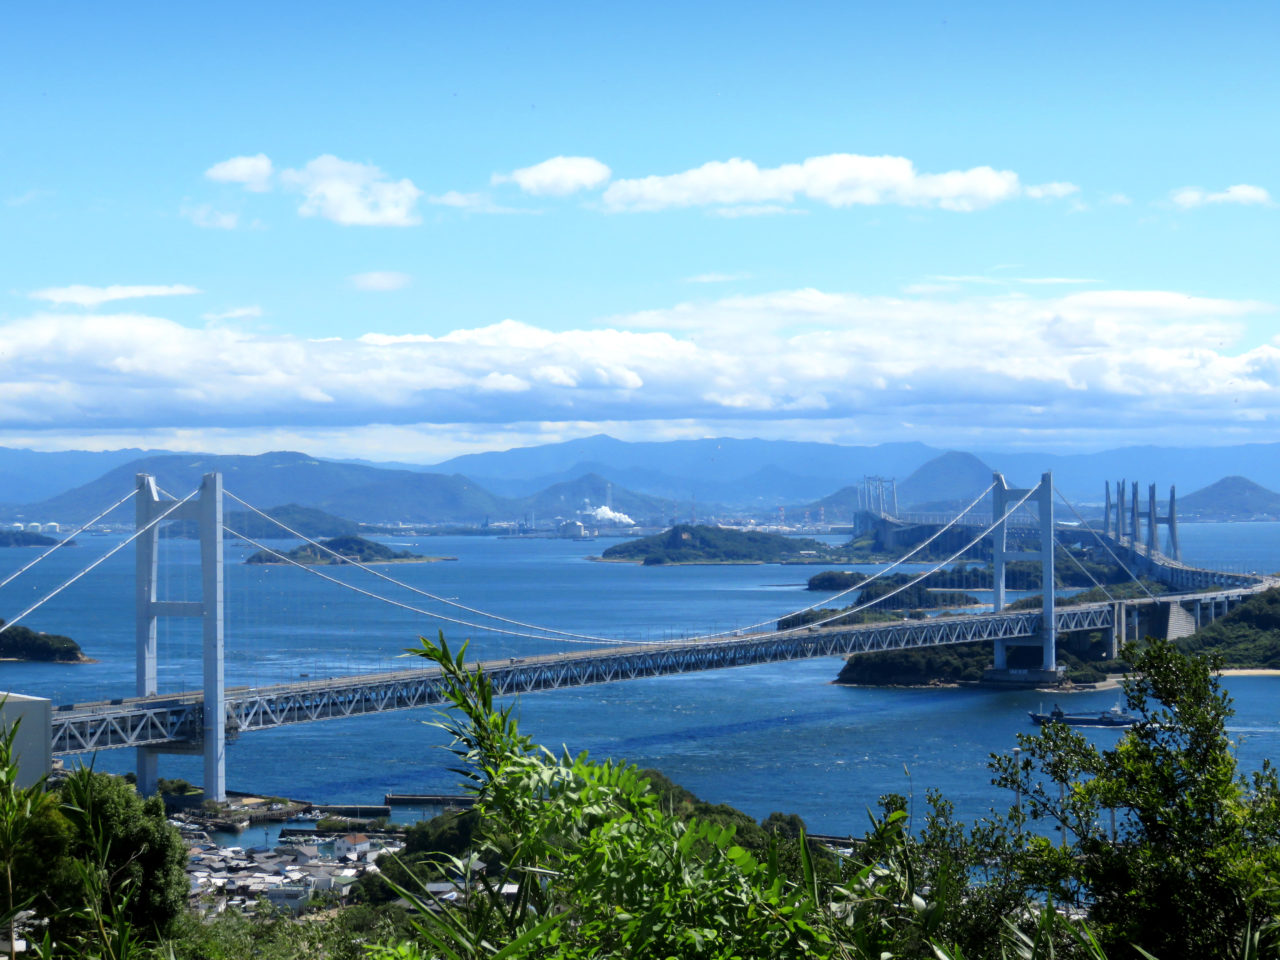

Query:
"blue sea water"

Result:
[[2, 522, 1278, 834]]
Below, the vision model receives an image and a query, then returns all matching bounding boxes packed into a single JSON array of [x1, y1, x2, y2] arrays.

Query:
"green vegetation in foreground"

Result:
[[0, 620, 85, 662], [1178, 585, 1280, 666], [245, 534, 426, 565], [0, 747, 187, 953], [0, 529, 60, 547], [5, 636, 1280, 958], [601, 523, 851, 565]]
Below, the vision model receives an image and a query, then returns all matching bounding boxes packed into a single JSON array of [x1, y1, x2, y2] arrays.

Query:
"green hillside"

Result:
[[0, 529, 59, 547], [0, 621, 86, 661], [1178, 587, 1280, 666], [602, 524, 840, 564], [245, 534, 427, 565]]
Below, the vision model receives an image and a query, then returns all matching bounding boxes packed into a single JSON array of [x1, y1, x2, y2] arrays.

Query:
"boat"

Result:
[[1029, 703, 1138, 727]]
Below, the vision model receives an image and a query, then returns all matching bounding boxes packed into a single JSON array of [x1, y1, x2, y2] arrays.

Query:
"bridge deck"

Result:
[[50, 585, 1264, 756]]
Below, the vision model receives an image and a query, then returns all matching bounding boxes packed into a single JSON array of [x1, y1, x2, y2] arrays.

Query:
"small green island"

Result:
[[0, 620, 88, 662], [600, 524, 855, 565], [0, 529, 64, 547], [245, 534, 448, 565]]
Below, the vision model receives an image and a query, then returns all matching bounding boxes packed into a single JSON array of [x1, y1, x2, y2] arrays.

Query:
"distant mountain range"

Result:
[[3, 437, 1279, 525], [422, 435, 1280, 507], [11, 452, 682, 526], [424, 435, 937, 505]]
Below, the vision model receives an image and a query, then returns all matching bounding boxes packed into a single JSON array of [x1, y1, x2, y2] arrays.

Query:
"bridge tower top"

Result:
[[1105, 479, 1181, 564]]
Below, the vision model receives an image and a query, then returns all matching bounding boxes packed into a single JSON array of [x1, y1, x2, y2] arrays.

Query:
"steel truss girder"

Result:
[[52, 584, 1269, 756], [51, 702, 200, 754]]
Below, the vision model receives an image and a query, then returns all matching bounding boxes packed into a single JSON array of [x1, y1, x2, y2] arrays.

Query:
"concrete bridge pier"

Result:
[[1106, 601, 1124, 659]]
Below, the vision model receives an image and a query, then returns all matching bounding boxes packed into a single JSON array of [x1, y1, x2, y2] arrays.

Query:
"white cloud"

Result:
[[203, 306, 262, 321], [602, 153, 1045, 213], [205, 154, 274, 192], [350, 271, 412, 292], [1106, 193, 1133, 205], [495, 156, 611, 196], [29, 284, 201, 309], [181, 202, 238, 230], [0, 288, 1274, 452], [1171, 184, 1273, 208], [281, 155, 422, 226], [686, 272, 750, 284]]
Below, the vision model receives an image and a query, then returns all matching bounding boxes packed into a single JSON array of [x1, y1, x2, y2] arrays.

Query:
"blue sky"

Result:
[[3, 1, 1278, 461]]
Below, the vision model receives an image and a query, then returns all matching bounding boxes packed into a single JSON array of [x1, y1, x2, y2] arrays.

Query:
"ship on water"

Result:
[[1029, 703, 1138, 728]]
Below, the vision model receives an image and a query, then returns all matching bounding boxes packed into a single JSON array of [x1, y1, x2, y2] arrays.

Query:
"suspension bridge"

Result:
[[2, 471, 1272, 799]]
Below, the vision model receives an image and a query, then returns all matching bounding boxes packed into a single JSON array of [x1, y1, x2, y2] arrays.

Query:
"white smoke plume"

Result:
[[591, 505, 635, 525]]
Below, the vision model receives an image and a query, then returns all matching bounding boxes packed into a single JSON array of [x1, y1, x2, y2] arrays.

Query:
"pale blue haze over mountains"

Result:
[[4, 438, 1280, 524]]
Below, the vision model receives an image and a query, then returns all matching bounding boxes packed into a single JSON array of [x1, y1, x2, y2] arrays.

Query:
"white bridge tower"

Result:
[[989, 471, 1059, 680], [135, 472, 226, 800]]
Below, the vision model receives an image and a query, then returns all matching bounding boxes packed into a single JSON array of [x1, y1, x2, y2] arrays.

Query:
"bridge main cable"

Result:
[[223, 527, 669, 646], [0, 486, 198, 635], [0, 487, 137, 594], [222, 490, 648, 646], [681, 480, 998, 642], [769, 480, 1042, 637], [230, 481, 1000, 647], [1053, 484, 1156, 599]]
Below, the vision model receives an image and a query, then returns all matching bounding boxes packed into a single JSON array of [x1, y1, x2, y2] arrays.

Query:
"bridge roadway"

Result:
[[49, 584, 1264, 756]]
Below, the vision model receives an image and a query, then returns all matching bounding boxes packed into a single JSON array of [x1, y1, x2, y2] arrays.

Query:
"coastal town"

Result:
[[182, 828, 395, 914]]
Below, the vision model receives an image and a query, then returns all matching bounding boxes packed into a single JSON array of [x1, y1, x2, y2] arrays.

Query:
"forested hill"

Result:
[[0, 529, 60, 547], [1178, 587, 1280, 666], [245, 535, 429, 565], [601, 524, 843, 564], [0, 621, 86, 661]]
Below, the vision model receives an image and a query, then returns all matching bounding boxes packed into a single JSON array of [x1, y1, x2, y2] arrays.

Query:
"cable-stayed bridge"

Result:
[[4, 471, 1273, 798]]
